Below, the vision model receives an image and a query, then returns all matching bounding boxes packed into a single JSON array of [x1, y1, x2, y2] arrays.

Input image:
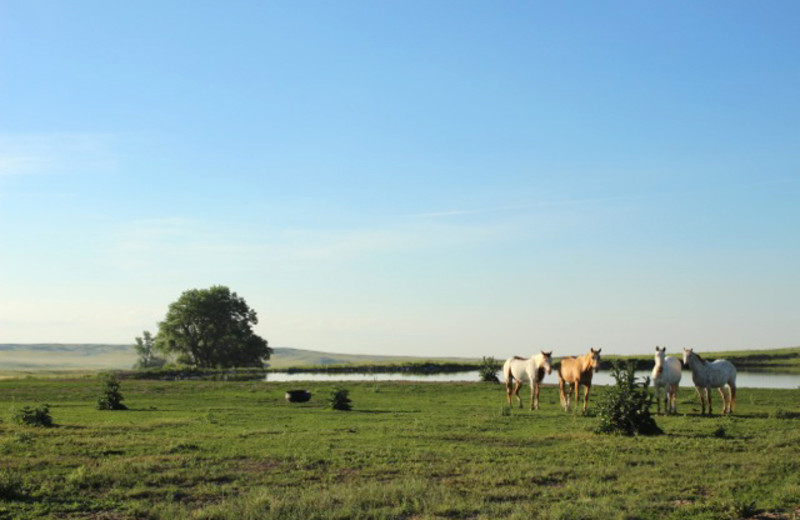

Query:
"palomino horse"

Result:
[[557, 348, 601, 413], [683, 348, 737, 415], [651, 346, 682, 414], [503, 351, 553, 411]]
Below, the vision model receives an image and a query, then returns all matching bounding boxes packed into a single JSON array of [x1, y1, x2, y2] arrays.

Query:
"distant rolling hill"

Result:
[[0, 344, 477, 373], [268, 347, 477, 369], [3, 344, 797, 374], [0, 344, 138, 372]]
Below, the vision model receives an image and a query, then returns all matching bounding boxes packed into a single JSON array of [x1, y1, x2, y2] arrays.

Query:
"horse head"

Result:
[[682, 347, 693, 366], [654, 346, 666, 375], [540, 351, 553, 375], [589, 347, 602, 372]]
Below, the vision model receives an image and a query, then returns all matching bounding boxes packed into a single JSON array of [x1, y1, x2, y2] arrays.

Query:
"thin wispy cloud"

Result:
[[105, 217, 202, 270], [103, 213, 521, 275], [411, 197, 636, 219], [412, 209, 486, 218], [0, 133, 117, 177]]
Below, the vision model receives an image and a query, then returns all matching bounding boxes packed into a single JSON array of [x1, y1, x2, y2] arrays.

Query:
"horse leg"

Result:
[[669, 384, 677, 414], [505, 379, 513, 407], [655, 385, 662, 414], [706, 386, 713, 415], [532, 382, 540, 411], [513, 381, 523, 408], [568, 383, 577, 412], [565, 382, 572, 412], [729, 383, 736, 414], [527, 381, 533, 411], [717, 387, 727, 414], [558, 378, 567, 412], [583, 383, 591, 413], [567, 382, 575, 412], [694, 386, 704, 415]]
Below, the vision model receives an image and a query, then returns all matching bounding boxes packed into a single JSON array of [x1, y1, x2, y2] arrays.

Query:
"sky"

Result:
[[1, 1, 799, 358]]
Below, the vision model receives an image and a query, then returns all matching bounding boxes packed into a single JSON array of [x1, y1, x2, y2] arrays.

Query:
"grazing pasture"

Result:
[[1, 378, 799, 519]]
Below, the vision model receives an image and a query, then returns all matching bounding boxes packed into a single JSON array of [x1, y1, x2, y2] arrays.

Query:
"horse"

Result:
[[651, 346, 682, 414], [683, 348, 737, 415], [503, 351, 553, 411], [557, 348, 601, 413]]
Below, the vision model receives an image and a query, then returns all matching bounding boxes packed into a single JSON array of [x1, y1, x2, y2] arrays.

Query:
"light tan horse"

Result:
[[557, 348, 601, 412]]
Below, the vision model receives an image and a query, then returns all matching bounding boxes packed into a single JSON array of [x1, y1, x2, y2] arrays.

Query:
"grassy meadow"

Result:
[[1, 377, 799, 519]]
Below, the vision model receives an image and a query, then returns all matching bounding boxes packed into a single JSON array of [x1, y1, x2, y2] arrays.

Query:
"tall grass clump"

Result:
[[596, 360, 662, 436], [97, 373, 127, 410], [10, 404, 53, 427], [478, 356, 500, 383]]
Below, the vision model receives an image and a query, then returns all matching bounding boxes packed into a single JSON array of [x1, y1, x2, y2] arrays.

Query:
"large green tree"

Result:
[[155, 286, 271, 368]]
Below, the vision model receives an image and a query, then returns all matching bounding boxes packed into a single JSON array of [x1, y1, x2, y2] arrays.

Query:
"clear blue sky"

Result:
[[1, 1, 798, 357]]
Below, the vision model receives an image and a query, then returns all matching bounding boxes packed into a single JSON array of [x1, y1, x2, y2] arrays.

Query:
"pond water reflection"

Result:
[[265, 370, 800, 389]]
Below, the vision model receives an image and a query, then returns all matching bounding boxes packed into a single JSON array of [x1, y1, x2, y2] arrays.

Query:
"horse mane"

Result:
[[693, 351, 707, 364]]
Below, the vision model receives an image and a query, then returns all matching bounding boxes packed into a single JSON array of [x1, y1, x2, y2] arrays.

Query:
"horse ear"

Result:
[[542, 350, 552, 357]]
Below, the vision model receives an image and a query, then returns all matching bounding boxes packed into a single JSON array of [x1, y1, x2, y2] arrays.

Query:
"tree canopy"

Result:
[[134, 330, 166, 369], [155, 286, 271, 368]]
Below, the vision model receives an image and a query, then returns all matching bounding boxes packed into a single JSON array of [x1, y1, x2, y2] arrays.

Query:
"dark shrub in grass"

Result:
[[328, 387, 352, 411], [596, 361, 662, 436], [11, 404, 53, 427], [479, 356, 500, 383], [97, 373, 127, 410], [0, 470, 26, 500]]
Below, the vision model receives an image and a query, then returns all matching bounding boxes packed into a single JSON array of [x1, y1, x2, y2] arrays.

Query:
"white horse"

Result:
[[683, 348, 737, 415], [651, 346, 681, 414], [503, 351, 553, 411]]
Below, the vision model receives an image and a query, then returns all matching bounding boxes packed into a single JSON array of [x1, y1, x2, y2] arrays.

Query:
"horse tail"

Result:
[[502, 359, 513, 386]]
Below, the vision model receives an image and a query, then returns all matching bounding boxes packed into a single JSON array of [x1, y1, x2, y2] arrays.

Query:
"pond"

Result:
[[265, 370, 800, 389]]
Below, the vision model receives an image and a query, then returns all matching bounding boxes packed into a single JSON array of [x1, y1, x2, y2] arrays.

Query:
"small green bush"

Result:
[[478, 356, 500, 383], [97, 373, 127, 410], [0, 470, 26, 500], [10, 404, 54, 428], [596, 361, 662, 436], [328, 387, 352, 411]]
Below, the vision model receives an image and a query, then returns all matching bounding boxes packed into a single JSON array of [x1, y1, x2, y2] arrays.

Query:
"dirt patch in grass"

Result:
[[231, 457, 284, 474], [72, 512, 131, 520]]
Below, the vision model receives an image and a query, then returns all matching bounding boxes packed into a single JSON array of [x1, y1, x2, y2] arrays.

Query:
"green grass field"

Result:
[[1, 378, 799, 519]]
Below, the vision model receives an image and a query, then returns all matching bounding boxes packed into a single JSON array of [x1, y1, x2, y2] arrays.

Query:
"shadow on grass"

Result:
[[351, 409, 412, 414]]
